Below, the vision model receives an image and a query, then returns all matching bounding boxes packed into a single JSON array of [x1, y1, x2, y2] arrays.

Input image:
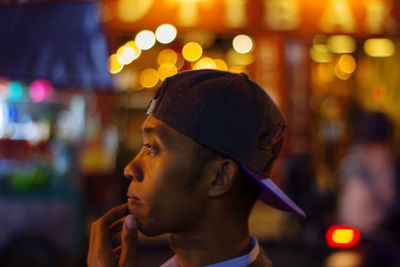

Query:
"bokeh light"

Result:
[[232, 34, 253, 54], [337, 55, 356, 74], [214, 59, 228, 71], [327, 35, 356, 54], [155, 24, 177, 44], [182, 42, 203, 62], [8, 81, 24, 102], [108, 54, 123, 74], [364, 38, 395, 57], [310, 44, 333, 63], [139, 68, 158, 88], [193, 57, 217, 70], [157, 49, 178, 65], [116, 42, 141, 65], [30, 80, 53, 103], [135, 30, 156, 50], [158, 63, 178, 81]]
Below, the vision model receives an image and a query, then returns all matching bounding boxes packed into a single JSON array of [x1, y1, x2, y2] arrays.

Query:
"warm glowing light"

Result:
[[155, 24, 177, 44], [8, 81, 24, 102], [327, 35, 356, 54], [228, 66, 247, 74], [310, 44, 333, 63], [364, 38, 395, 57], [214, 59, 228, 71], [226, 49, 254, 66], [158, 63, 178, 81], [182, 42, 203, 62], [326, 225, 360, 248], [139, 68, 158, 88], [337, 55, 356, 74], [108, 54, 123, 74], [117, 0, 153, 23], [125, 41, 142, 59], [157, 49, 178, 65], [325, 252, 362, 267], [135, 30, 156, 50], [30, 80, 53, 103], [232, 34, 254, 54], [193, 57, 217, 70], [117, 42, 141, 65]]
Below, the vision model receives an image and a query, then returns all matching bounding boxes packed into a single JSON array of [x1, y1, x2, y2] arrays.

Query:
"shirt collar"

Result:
[[160, 236, 260, 267]]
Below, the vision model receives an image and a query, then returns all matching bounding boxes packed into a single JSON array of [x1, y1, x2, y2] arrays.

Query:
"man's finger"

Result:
[[118, 215, 138, 267], [100, 204, 129, 226], [109, 217, 125, 235]]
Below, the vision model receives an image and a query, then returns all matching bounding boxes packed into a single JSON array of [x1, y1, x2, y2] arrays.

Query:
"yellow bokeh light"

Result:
[[125, 41, 141, 59], [182, 42, 203, 62], [157, 49, 178, 65], [214, 59, 228, 71], [310, 44, 333, 63], [139, 68, 158, 88], [332, 229, 355, 244], [337, 55, 356, 74], [108, 54, 123, 74], [232, 34, 254, 54], [135, 30, 156, 50], [327, 35, 356, 54], [229, 66, 247, 74], [364, 38, 395, 57], [335, 63, 351, 80], [193, 57, 217, 70], [117, 0, 152, 23], [158, 63, 178, 81], [116, 45, 139, 65], [155, 24, 177, 44]]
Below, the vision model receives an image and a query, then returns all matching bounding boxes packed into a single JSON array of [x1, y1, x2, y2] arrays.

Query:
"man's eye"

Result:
[[143, 143, 157, 155]]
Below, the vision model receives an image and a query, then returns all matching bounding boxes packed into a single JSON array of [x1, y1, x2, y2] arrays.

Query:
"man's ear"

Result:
[[207, 159, 239, 197]]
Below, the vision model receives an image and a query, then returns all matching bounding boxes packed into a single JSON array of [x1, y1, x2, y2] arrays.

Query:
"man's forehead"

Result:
[[141, 116, 169, 135]]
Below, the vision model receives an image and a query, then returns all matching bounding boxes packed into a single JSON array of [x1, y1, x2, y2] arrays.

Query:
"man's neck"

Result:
[[169, 220, 251, 267]]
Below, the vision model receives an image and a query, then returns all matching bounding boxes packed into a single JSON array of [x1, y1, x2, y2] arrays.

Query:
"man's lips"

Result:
[[127, 195, 142, 206]]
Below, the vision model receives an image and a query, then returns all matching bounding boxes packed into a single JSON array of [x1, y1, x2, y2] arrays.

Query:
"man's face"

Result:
[[124, 116, 209, 236]]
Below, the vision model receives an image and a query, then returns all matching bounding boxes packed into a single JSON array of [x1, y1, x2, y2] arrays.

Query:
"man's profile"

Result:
[[87, 70, 305, 267]]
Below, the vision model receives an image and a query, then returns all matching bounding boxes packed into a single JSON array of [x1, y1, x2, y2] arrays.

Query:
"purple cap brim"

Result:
[[240, 164, 306, 218]]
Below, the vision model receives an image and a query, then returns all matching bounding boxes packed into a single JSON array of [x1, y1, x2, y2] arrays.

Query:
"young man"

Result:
[[87, 70, 305, 267]]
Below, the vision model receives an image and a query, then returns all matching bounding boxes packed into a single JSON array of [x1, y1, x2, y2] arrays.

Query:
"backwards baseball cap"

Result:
[[146, 69, 306, 218]]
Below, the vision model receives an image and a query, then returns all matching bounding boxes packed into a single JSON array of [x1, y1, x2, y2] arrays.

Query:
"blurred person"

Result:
[[87, 70, 306, 267], [337, 111, 400, 266]]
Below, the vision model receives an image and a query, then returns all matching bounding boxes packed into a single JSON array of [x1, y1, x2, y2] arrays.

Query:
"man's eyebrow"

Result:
[[142, 126, 171, 143]]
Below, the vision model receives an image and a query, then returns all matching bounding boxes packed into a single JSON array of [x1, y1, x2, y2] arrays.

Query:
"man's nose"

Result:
[[124, 155, 144, 182]]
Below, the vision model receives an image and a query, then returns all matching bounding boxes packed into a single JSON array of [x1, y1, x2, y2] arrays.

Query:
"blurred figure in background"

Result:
[[337, 111, 400, 266]]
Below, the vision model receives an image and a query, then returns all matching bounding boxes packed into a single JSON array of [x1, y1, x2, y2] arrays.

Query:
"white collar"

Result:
[[160, 236, 260, 267]]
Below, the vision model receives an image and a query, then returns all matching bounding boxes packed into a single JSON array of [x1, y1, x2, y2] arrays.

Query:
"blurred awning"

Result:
[[0, 2, 112, 90]]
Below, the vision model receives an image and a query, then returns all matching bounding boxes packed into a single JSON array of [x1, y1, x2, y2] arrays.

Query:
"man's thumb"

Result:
[[118, 215, 138, 267]]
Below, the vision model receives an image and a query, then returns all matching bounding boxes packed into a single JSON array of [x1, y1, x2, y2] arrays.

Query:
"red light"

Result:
[[326, 225, 360, 248]]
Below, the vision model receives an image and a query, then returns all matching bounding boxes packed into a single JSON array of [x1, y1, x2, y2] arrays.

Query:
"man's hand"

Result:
[[87, 204, 138, 267]]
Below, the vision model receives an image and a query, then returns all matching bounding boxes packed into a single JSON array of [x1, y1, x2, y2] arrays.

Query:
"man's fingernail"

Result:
[[126, 214, 136, 229]]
